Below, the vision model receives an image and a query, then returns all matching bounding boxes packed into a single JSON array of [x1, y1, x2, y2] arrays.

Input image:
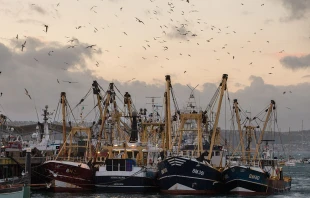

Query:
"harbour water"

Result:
[[31, 163, 309, 198]]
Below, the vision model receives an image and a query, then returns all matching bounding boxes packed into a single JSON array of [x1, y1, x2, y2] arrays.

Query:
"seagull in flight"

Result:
[[48, 51, 54, 56], [24, 88, 31, 99], [44, 25, 48, 33], [135, 17, 144, 24], [67, 45, 76, 49], [86, 45, 96, 48], [63, 81, 78, 83], [67, 38, 78, 43], [126, 78, 136, 83], [21, 41, 26, 51]]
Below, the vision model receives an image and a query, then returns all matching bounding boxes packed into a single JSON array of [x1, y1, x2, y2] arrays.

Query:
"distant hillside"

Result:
[[222, 130, 310, 154], [1, 121, 309, 154]]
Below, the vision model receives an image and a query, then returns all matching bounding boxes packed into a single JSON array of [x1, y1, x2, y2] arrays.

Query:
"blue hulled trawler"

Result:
[[222, 99, 292, 195], [157, 74, 229, 195]]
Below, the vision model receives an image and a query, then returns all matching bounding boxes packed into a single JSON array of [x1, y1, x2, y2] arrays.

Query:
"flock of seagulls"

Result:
[[0, 0, 308, 111]]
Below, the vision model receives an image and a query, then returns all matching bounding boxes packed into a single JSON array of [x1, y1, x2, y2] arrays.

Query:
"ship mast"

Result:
[[124, 92, 133, 125], [0, 114, 7, 126], [164, 75, 172, 151], [146, 96, 161, 122], [253, 100, 275, 160], [109, 83, 122, 144], [93, 81, 111, 163], [61, 92, 67, 155], [233, 99, 246, 163], [207, 74, 228, 161]]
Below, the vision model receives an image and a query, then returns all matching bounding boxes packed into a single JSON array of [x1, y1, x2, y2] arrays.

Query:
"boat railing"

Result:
[[0, 156, 47, 164], [45, 156, 87, 163], [227, 157, 262, 167], [244, 159, 261, 167], [167, 150, 199, 159]]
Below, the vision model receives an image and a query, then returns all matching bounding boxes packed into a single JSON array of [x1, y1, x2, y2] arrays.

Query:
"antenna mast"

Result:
[[146, 96, 161, 122], [60, 92, 67, 155]]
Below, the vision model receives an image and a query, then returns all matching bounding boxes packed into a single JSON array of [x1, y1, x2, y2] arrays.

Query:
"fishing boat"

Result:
[[0, 173, 30, 198], [22, 105, 61, 156], [157, 74, 228, 195], [0, 146, 31, 198], [0, 184, 26, 198], [284, 128, 296, 167], [95, 111, 161, 193], [285, 160, 296, 166], [94, 83, 162, 193], [40, 92, 95, 192], [301, 158, 310, 164], [223, 99, 292, 195], [0, 112, 51, 190]]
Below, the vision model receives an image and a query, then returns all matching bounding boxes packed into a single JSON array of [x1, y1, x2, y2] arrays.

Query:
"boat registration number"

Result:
[[161, 168, 168, 174], [249, 174, 260, 180], [192, 169, 204, 176]]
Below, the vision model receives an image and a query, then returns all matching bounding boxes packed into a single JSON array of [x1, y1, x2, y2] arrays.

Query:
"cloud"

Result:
[[280, 0, 310, 21], [0, 38, 102, 118], [234, 83, 245, 88], [280, 54, 310, 70], [0, 43, 12, 64], [0, 41, 309, 131], [230, 76, 310, 130]]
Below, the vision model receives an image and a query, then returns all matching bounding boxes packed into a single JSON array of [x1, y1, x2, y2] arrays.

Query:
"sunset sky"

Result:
[[0, 0, 309, 131]]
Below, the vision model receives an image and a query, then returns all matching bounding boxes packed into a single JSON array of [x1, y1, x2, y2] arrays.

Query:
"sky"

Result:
[[0, 0, 309, 131]]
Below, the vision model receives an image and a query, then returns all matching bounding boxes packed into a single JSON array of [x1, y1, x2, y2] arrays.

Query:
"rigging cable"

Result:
[[72, 87, 92, 111], [66, 98, 78, 126]]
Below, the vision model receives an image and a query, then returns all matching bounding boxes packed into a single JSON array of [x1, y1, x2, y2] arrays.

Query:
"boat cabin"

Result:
[[105, 158, 136, 171]]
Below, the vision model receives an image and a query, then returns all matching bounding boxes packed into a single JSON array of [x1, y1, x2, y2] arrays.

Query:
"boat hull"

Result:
[[95, 175, 159, 193], [223, 166, 291, 195], [157, 156, 222, 195], [42, 160, 94, 192], [31, 164, 53, 189], [0, 185, 24, 198]]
